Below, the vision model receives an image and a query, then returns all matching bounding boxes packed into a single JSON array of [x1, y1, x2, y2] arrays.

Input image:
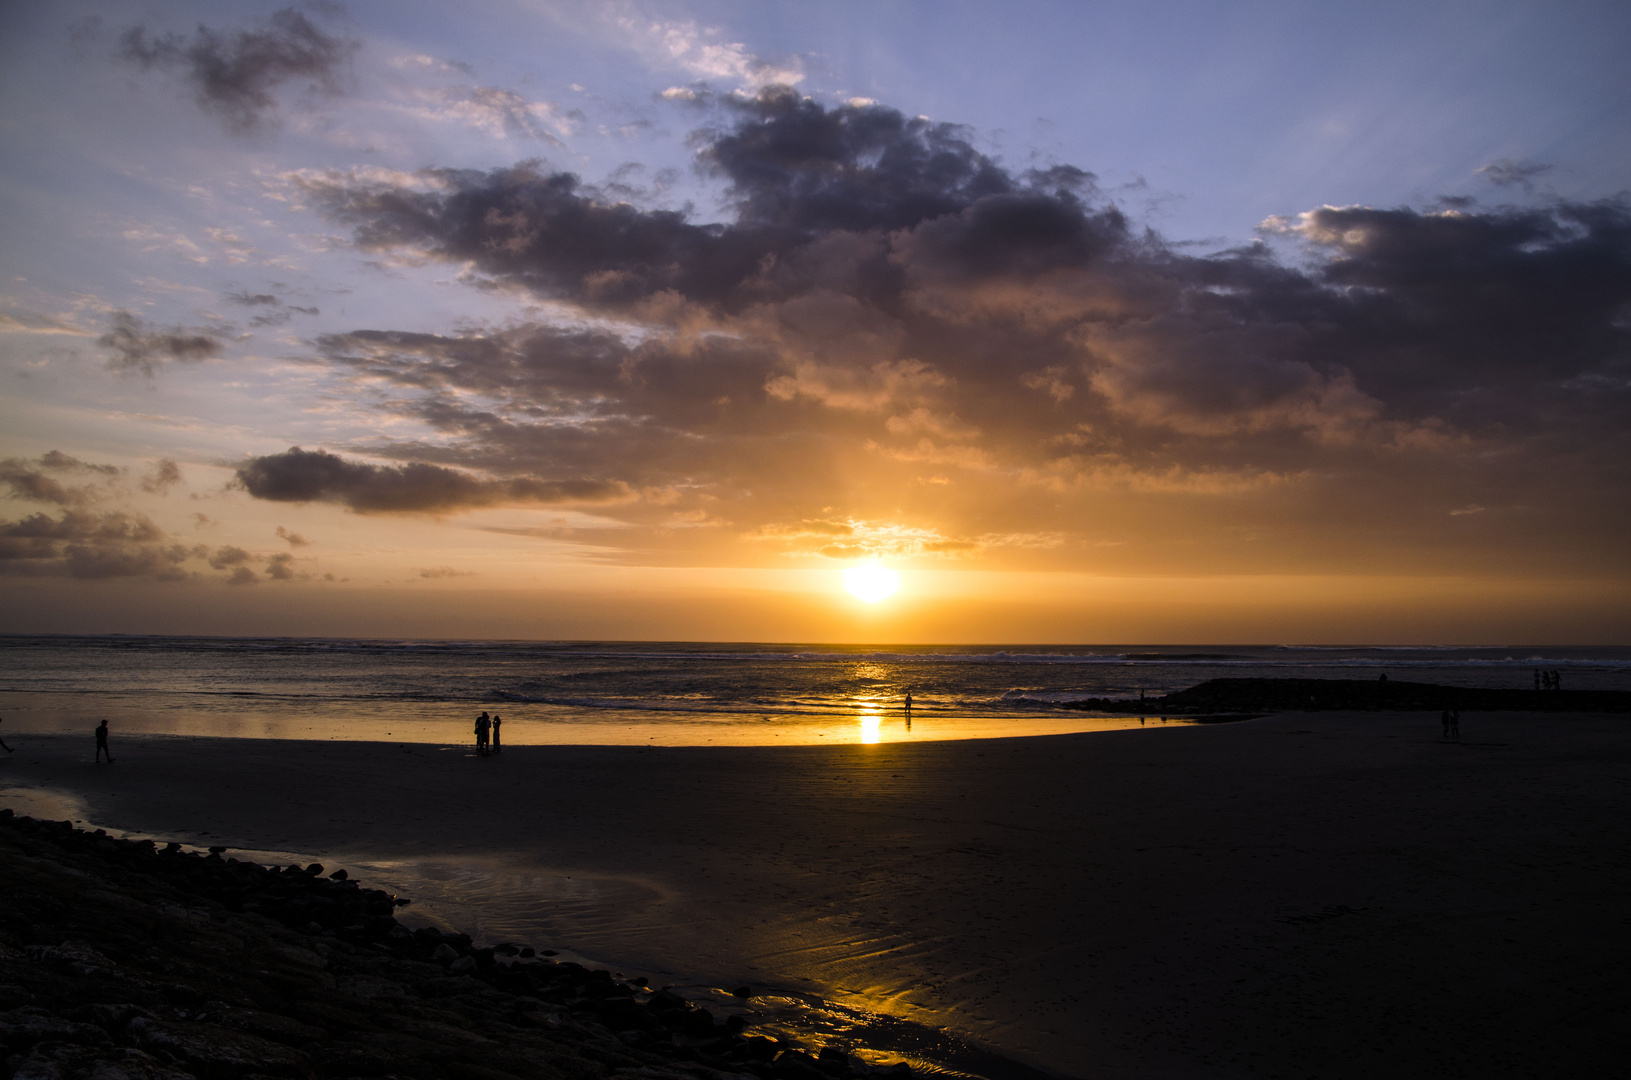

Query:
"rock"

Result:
[[431, 943, 460, 963], [449, 955, 478, 975], [773, 1049, 828, 1080], [127, 1017, 310, 1077], [647, 989, 688, 1012], [733, 985, 754, 998], [0, 1006, 113, 1050], [818, 1046, 852, 1076], [327, 867, 348, 880]]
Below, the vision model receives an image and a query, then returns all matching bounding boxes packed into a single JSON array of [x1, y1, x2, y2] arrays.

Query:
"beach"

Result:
[[3, 710, 1628, 1078]]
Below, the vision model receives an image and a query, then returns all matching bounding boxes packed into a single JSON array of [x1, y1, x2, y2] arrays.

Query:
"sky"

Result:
[[1, 0, 1628, 643]]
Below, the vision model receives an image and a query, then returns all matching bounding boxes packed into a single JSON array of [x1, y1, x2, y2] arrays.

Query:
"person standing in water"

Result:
[[94, 719, 112, 763], [491, 714, 502, 754]]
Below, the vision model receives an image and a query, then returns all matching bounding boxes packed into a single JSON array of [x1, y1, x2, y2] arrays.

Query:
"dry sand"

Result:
[[3, 710, 1628, 1078]]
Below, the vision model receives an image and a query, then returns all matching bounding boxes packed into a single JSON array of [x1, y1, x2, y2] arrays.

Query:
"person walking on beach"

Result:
[[0, 714, 13, 754], [491, 714, 502, 754], [94, 719, 112, 763], [475, 712, 490, 756]]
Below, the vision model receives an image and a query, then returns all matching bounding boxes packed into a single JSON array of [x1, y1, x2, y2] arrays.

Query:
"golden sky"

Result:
[[2, 2, 1628, 642]]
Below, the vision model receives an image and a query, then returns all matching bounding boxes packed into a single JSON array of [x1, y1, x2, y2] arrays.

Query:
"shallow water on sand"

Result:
[[3, 635, 1627, 746]]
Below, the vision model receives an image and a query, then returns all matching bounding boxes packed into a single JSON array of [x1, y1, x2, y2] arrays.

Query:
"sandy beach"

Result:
[[3, 710, 1628, 1078]]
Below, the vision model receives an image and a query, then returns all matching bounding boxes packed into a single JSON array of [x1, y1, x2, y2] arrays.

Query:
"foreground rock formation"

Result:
[[0, 810, 913, 1080]]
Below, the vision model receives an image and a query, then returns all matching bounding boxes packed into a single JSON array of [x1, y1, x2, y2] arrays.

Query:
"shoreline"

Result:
[[1, 810, 963, 1080], [4, 712, 1630, 1076]]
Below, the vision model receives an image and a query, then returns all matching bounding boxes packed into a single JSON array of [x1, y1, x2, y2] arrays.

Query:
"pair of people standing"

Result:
[[1440, 709, 1461, 739], [474, 711, 502, 755]]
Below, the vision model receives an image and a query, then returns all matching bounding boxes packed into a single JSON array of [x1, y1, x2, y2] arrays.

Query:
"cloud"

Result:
[[275, 525, 312, 547], [619, 16, 803, 92], [97, 311, 222, 376], [234, 446, 628, 514], [224, 292, 320, 327], [417, 565, 473, 578], [119, 7, 354, 133], [1, 451, 121, 506], [0, 509, 200, 581], [283, 89, 1631, 574], [403, 85, 576, 143], [1478, 159, 1552, 191], [141, 459, 183, 494], [226, 566, 259, 586], [0, 310, 94, 336]]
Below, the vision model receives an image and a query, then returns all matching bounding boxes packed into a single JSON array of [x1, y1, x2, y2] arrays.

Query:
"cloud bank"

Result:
[[261, 88, 1631, 573]]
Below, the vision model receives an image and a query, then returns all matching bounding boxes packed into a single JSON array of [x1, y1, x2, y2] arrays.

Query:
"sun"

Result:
[[843, 564, 900, 603]]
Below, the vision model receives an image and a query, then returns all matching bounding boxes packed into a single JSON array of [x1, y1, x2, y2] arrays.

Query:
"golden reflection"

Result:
[[859, 708, 881, 743]]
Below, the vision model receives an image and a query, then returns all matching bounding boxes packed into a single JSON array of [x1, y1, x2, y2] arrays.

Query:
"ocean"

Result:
[[2, 635, 1627, 746]]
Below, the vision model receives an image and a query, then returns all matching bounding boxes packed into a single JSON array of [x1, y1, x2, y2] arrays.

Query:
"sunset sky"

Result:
[[2, 0, 1628, 642]]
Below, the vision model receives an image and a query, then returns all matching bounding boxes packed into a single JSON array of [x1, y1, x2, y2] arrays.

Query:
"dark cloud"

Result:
[[276, 525, 312, 547], [417, 565, 473, 578], [0, 509, 200, 581], [97, 311, 222, 376], [207, 545, 253, 569], [2, 452, 122, 505], [227, 291, 321, 326], [1478, 159, 1552, 191], [234, 447, 628, 514], [226, 566, 259, 586], [141, 459, 183, 494], [265, 552, 300, 580], [120, 7, 353, 133], [287, 90, 1631, 574]]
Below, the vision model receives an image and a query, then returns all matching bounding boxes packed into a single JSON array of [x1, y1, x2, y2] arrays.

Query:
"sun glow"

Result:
[[843, 564, 900, 603]]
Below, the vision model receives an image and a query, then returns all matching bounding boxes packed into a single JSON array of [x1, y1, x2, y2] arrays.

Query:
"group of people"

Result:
[[1534, 669, 1565, 691], [1440, 709, 1461, 739], [474, 711, 502, 755]]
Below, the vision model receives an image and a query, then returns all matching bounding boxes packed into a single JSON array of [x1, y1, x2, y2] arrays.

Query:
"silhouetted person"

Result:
[[1449, 710, 1461, 739], [1553, 670, 1563, 691], [1441, 709, 1451, 738], [0, 713, 13, 753], [491, 713, 502, 754], [95, 719, 112, 763], [475, 711, 490, 756], [904, 691, 912, 712]]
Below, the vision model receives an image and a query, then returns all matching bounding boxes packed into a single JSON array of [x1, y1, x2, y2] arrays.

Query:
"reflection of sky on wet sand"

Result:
[[0, 689, 1190, 746]]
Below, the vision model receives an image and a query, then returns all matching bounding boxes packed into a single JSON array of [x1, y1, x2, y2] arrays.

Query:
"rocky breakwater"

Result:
[[0, 809, 914, 1080], [1062, 677, 1631, 716]]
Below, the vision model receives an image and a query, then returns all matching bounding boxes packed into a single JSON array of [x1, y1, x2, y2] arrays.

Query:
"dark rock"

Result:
[[647, 989, 688, 1012], [818, 1046, 851, 1076], [773, 1049, 828, 1080], [0, 1006, 113, 1051], [327, 868, 347, 880]]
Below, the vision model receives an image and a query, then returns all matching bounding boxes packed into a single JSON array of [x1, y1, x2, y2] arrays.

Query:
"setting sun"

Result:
[[844, 565, 901, 603]]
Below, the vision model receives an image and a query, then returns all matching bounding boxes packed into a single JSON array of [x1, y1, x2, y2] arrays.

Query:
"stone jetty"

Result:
[[1062, 676, 1631, 716]]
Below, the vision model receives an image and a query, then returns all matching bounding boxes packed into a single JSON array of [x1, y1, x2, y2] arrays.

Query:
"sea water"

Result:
[[1, 635, 1627, 746]]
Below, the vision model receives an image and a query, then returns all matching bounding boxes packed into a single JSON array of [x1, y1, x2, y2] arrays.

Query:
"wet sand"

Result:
[[3, 711, 1628, 1078]]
